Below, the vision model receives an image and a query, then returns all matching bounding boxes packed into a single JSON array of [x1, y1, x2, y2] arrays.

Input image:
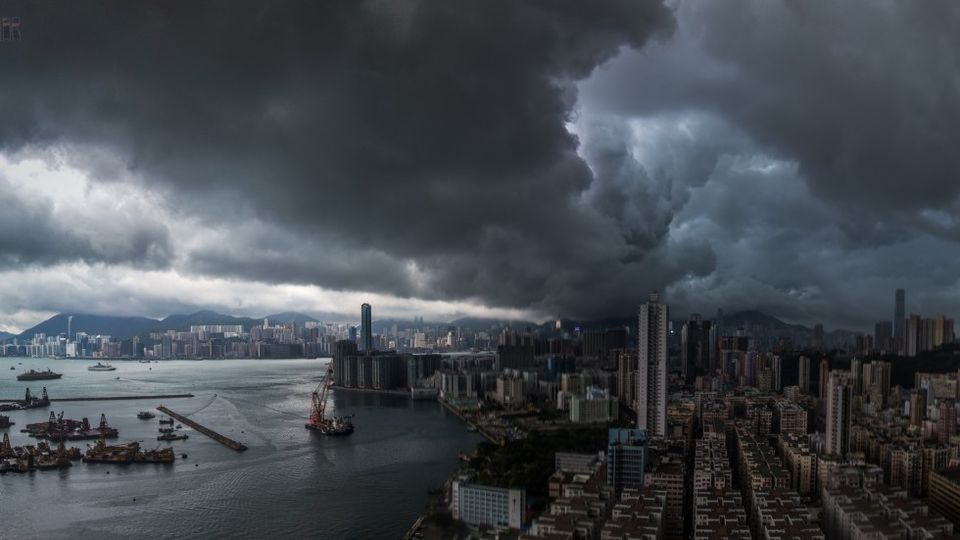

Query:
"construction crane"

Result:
[[305, 365, 354, 435]]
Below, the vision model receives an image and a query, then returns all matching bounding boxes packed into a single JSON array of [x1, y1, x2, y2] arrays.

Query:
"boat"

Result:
[[466, 424, 478, 433], [0, 388, 51, 411], [158, 427, 174, 434], [0, 415, 13, 428], [83, 435, 174, 464], [24, 412, 119, 441], [88, 362, 116, 372], [137, 411, 155, 420], [306, 416, 355, 436], [158, 417, 174, 425], [157, 433, 188, 441], [305, 365, 355, 436], [8, 366, 13, 370], [17, 369, 62, 381]]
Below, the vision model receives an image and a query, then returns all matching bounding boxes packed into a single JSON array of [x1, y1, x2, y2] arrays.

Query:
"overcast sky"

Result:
[[0, 0, 958, 332]]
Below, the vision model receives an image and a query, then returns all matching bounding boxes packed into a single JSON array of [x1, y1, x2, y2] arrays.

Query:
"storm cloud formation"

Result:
[[1, 0, 959, 330]]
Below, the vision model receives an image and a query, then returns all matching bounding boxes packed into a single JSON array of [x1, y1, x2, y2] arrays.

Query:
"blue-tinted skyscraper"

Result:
[[361, 303, 373, 352]]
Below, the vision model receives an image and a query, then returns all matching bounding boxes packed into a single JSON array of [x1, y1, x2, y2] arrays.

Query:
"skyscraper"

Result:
[[798, 355, 810, 394], [825, 371, 853, 457], [874, 321, 893, 353], [680, 314, 711, 384], [819, 358, 829, 401], [361, 303, 372, 352], [636, 293, 668, 437], [894, 288, 905, 354]]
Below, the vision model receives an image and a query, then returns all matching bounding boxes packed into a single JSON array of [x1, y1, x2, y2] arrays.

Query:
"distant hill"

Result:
[[723, 310, 808, 332], [6, 308, 862, 347], [14, 313, 159, 340], [158, 310, 261, 332], [263, 312, 318, 326], [11, 310, 320, 341]]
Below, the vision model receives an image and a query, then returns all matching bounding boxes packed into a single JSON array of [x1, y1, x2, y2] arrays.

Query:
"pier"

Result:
[[156, 405, 248, 452]]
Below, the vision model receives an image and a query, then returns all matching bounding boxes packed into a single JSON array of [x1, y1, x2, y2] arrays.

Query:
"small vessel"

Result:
[[466, 424, 478, 433], [305, 366, 355, 436], [17, 369, 62, 381], [137, 411, 155, 420], [158, 427, 174, 434], [157, 433, 188, 442], [158, 417, 174, 425], [88, 362, 116, 372], [0, 415, 13, 428]]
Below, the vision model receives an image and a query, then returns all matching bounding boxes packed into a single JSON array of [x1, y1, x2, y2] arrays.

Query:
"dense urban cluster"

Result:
[[390, 290, 960, 540]]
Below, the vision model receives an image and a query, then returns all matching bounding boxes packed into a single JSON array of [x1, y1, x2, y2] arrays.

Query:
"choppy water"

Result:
[[0, 357, 479, 539]]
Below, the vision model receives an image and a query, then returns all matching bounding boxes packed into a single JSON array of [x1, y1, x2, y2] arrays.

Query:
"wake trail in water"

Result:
[[181, 393, 218, 416]]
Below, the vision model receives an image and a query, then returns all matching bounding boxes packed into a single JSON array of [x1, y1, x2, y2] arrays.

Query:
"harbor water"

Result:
[[0, 357, 480, 539]]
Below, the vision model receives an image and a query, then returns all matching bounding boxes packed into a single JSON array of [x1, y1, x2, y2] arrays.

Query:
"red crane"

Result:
[[305, 364, 353, 435], [307, 366, 333, 428]]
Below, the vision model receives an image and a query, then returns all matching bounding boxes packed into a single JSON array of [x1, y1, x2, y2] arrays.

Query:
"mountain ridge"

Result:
[[5, 309, 863, 342]]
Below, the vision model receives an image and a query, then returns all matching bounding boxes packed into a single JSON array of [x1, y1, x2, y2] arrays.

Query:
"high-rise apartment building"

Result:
[[825, 371, 853, 457], [874, 320, 893, 352], [798, 355, 810, 394], [819, 358, 829, 400], [636, 293, 668, 436], [909, 390, 927, 427], [360, 303, 372, 352], [938, 400, 957, 444], [894, 288, 905, 354], [680, 314, 712, 384]]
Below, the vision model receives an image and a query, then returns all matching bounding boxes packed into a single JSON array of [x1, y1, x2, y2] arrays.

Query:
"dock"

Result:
[[156, 405, 247, 452]]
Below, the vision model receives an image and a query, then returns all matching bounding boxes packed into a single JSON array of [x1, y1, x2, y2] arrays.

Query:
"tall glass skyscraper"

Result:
[[361, 303, 373, 352]]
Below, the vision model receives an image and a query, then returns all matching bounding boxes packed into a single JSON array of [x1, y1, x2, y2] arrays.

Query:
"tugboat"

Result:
[[137, 411, 156, 420], [157, 432, 188, 442], [17, 369, 62, 381], [87, 362, 116, 372]]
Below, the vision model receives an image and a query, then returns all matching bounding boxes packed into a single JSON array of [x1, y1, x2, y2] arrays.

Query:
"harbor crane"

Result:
[[305, 364, 354, 435]]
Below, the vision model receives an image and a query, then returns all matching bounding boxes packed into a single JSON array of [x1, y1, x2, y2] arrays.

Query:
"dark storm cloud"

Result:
[[0, 173, 171, 268], [0, 0, 676, 318], [570, 0, 960, 328], [584, 1, 960, 217], [6, 0, 958, 327]]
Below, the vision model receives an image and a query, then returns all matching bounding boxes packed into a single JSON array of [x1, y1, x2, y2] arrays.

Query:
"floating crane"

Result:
[[305, 365, 354, 435]]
